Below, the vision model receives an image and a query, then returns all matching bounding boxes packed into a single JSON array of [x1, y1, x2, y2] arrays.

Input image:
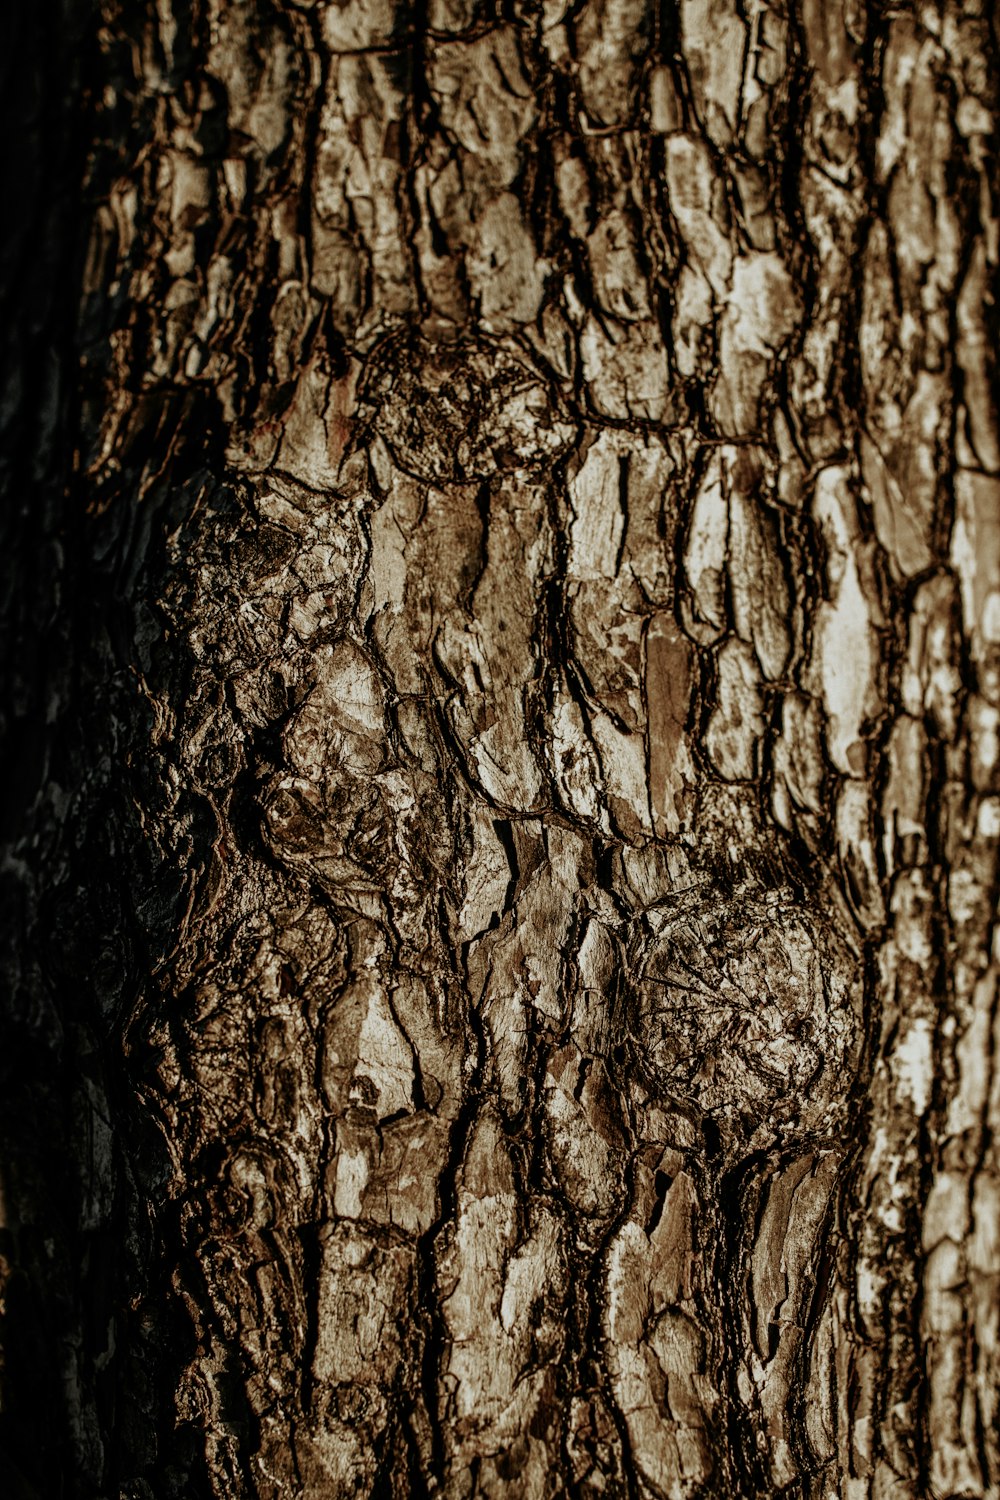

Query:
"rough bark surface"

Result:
[[2, 1, 1000, 1498]]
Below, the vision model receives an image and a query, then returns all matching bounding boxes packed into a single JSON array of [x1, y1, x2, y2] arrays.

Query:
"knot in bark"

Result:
[[630, 889, 862, 1153], [361, 331, 576, 483]]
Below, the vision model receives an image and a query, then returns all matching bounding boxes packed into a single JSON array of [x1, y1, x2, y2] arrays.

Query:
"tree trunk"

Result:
[[3, 1, 999, 1496]]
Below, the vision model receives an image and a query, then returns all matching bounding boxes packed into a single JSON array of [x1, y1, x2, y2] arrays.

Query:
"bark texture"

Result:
[[3, 1, 1000, 1497]]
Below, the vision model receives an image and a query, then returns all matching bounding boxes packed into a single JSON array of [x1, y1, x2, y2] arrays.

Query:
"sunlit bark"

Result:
[[2, 2, 999, 1497]]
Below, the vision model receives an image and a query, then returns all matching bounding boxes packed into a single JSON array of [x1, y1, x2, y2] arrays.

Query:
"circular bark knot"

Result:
[[361, 332, 575, 482], [631, 891, 860, 1147]]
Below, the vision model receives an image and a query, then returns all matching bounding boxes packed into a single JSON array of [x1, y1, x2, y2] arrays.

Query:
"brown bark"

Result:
[[2, 1, 999, 1497]]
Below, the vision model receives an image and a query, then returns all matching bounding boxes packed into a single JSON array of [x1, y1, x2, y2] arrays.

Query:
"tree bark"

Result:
[[3, 1, 1000, 1497]]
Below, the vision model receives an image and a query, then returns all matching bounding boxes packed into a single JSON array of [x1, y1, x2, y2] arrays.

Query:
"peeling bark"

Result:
[[2, 1, 999, 1498]]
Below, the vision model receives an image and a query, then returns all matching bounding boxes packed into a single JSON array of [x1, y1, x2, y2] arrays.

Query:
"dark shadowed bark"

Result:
[[2, 1, 999, 1497]]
